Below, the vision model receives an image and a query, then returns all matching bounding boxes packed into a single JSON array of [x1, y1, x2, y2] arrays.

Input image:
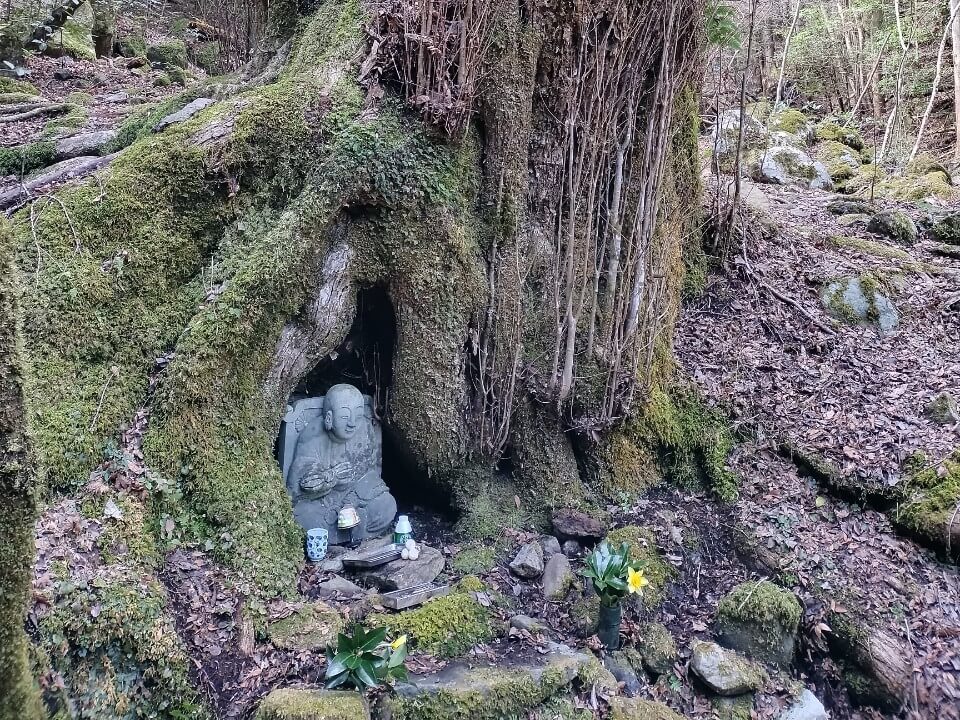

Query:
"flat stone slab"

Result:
[[54, 129, 116, 161], [353, 544, 444, 591], [316, 574, 364, 599], [153, 97, 215, 132], [779, 689, 827, 720]]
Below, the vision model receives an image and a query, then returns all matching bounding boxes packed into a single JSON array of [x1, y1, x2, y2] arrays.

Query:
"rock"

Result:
[[751, 146, 832, 191], [817, 140, 862, 183], [146, 39, 188, 68], [509, 541, 545, 579], [256, 688, 369, 719], [356, 544, 444, 591], [153, 98, 215, 133], [768, 108, 813, 141], [608, 698, 685, 720], [827, 198, 877, 215], [319, 557, 343, 573], [770, 130, 804, 148], [837, 213, 870, 227], [539, 535, 562, 556], [53, 68, 78, 81], [690, 641, 765, 696], [604, 650, 643, 696], [552, 508, 606, 543], [931, 211, 960, 245], [541, 553, 573, 600], [265, 601, 343, 652], [715, 581, 801, 666], [867, 209, 917, 245], [388, 643, 597, 719], [636, 622, 678, 675], [510, 614, 548, 634], [712, 109, 770, 172], [562, 539, 581, 557], [924, 391, 959, 424], [815, 120, 864, 150], [713, 695, 755, 720], [570, 593, 600, 638], [778, 689, 827, 720], [103, 91, 129, 104], [316, 574, 364, 599], [54, 130, 116, 161], [821, 276, 898, 333], [932, 243, 960, 259]]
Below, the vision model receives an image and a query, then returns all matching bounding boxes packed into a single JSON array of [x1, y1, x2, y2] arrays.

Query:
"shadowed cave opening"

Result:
[[278, 285, 454, 529]]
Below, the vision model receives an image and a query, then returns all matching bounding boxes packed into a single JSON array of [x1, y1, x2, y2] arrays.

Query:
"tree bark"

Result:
[[951, 0, 960, 159]]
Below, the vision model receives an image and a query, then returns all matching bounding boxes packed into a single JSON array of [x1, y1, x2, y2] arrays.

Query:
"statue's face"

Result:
[[323, 386, 365, 443]]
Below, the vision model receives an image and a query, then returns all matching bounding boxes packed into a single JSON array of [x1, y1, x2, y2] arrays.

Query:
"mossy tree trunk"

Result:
[[2, 0, 706, 712]]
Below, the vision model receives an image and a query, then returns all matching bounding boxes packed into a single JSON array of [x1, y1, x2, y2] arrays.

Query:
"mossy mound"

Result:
[[147, 40, 189, 68], [894, 451, 960, 558], [51, 4, 96, 61], [876, 171, 954, 201], [256, 688, 368, 720], [367, 581, 493, 657], [768, 108, 811, 137], [450, 542, 498, 574], [930, 212, 960, 245], [712, 695, 754, 720], [634, 622, 678, 675], [0, 141, 55, 177], [828, 236, 911, 262], [266, 602, 344, 651], [817, 140, 861, 183], [715, 580, 801, 665], [906, 153, 951, 179], [568, 592, 600, 638], [814, 120, 864, 150], [0, 78, 38, 95], [604, 525, 675, 607], [867, 209, 917, 245], [608, 698, 684, 720]]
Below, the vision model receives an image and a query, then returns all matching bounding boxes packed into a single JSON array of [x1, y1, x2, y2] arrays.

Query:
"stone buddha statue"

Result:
[[286, 383, 397, 544]]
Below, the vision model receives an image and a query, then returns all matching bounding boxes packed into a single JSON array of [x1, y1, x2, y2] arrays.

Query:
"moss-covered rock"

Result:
[[876, 171, 954, 201], [820, 275, 898, 332], [367, 581, 493, 657], [147, 39, 189, 68], [690, 641, 766, 696], [0, 141, 55, 177], [634, 622, 678, 675], [0, 78, 38, 95], [894, 451, 960, 558], [930, 212, 960, 245], [266, 601, 344, 651], [816, 140, 861, 183], [769, 108, 812, 139], [867, 209, 917, 245], [924, 392, 959, 425], [828, 236, 911, 261], [604, 525, 675, 607], [568, 592, 600, 638], [608, 698, 684, 720], [50, 3, 96, 61], [256, 688, 369, 719], [711, 695, 754, 720], [814, 120, 864, 150], [906, 153, 951, 180], [715, 580, 801, 665]]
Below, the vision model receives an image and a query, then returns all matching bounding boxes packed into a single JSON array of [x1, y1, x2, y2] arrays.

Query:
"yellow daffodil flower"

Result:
[[391, 635, 408, 650], [627, 568, 649, 595]]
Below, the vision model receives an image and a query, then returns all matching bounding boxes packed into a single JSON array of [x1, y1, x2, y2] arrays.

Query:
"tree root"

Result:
[[1, 154, 117, 212], [0, 103, 70, 123]]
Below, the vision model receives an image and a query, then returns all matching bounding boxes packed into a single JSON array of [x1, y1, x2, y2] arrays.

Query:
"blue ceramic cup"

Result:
[[306, 528, 329, 562]]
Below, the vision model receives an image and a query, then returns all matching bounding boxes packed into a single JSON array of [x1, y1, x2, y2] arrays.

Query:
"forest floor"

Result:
[[675, 178, 960, 720]]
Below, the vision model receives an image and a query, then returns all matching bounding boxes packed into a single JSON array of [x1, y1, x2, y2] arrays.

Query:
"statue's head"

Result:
[[323, 384, 365, 443]]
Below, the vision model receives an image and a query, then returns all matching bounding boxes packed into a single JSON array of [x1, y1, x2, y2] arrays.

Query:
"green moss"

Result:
[[876, 171, 954, 201], [605, 525, 675, 607], [817, 140, 860, 182], [931, 213, 960, 245], [711, 695, 753, 720], [745, 100, 772, 122], [894, 451, 960, 556], [65, 92, 94, 107], [451, 543, 498, 574], [0, 141, 55, 177], [367, 585, 492, 657], [41, 104, 89, 135], [55, 14, 96, 61], [147, 40, 188, 68], [91, 493, 161, 568], [256, 689, 367, 720], [608, 698, 685, 720], [828, 236, 911, 261], [37, 573, 208, 718], [769, 108, 810, 135], [0, 78, 38, 95], [193, 42, 221, 75], [153, 73, 172, 88], [815, 120, 864, 150], [716, 580, 801, 663], [266, 602, 344, 651], [906, 153, 950, 179], [527, 696, 592, 720], [635, 622, 678, 675], [452, 466, 531, 539]]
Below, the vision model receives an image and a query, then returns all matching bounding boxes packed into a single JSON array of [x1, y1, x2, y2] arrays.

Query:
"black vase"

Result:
[[597, 601, 622, 649]]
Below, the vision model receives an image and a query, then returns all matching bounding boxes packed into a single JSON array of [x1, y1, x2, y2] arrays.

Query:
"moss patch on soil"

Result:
[[266, 602, 344, 651], [894, 451, 960, 557], [256, 688, 367, 719]]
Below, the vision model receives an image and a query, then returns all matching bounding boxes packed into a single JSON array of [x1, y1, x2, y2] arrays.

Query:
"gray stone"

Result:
[[868, 209, 918, 245], [552, 508, 606, 543], [103, 91, 129, 104], [256, 688, 369, 719], [510, 541, 545, 579], [751, 146, 833, 191], [280, 385, 397, 545], [539, 535, 562, 557], [355, 544, 443, 591], [318, 556, 343, 573], [712, 109, 770, 172], [770, 130, 804, 148], [827, 198, 877, 215], [54, 130, 116, 161], [924, 391, 959, 424], [510, 614, 548, 634], [778, 689, 827, 720], [637, 622, 678, 675], [931, 211, 960, 245], [713, 696, 755, 720], [542, 553, 573, 600], [821, 277, 898, 333], [715, 582, 801, 666], [153, 97, 215, 132], [316, 574, 364, 599], [837, 213, 870, 227], [690, 641, 765, 696], [562, 540, 581, 557], [604, 650, 643, 697]]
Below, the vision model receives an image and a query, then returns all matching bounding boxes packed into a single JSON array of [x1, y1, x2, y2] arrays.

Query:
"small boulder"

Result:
[[690, 641, 765, 696], [867, 209, 917, 245], [562, 539, 581, 557], [827, 197, 877, 215], [837, 213, 870, 227], [715, 581, 801, 666], [636, 622, 678, 675], [509, 541, 545, 579], [552, 508, 606, 543], [779, 689, 827, 720], [608, 698, 685, 720], [569, 593, 600, 638], [510, 614, 548, 634], [924, 391, 959, 425], [604, 650, 643, 697], [817, 140, 861, 183], [712, 109, 771, 172], [54, 130, 116, 161], [713, 696, 755, 720], [814, 120, 864, 150], [769, 108, 813, 141], [821, 276, 898, 333], [265, 602, 343, 652], [316, 574, 364, 600], [357, 544, 445, 591], [751, 146, 833, 191], [146, 39, 188, 68], [539, 535, 562, 557], [542, 553, 573, 600], [256, 688, 369, 720], [931, 211, 960, 245]]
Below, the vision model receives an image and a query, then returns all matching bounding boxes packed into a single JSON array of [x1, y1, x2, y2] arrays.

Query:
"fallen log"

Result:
[[0, 153, 117, 211], [0, 103, 69, 123]]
